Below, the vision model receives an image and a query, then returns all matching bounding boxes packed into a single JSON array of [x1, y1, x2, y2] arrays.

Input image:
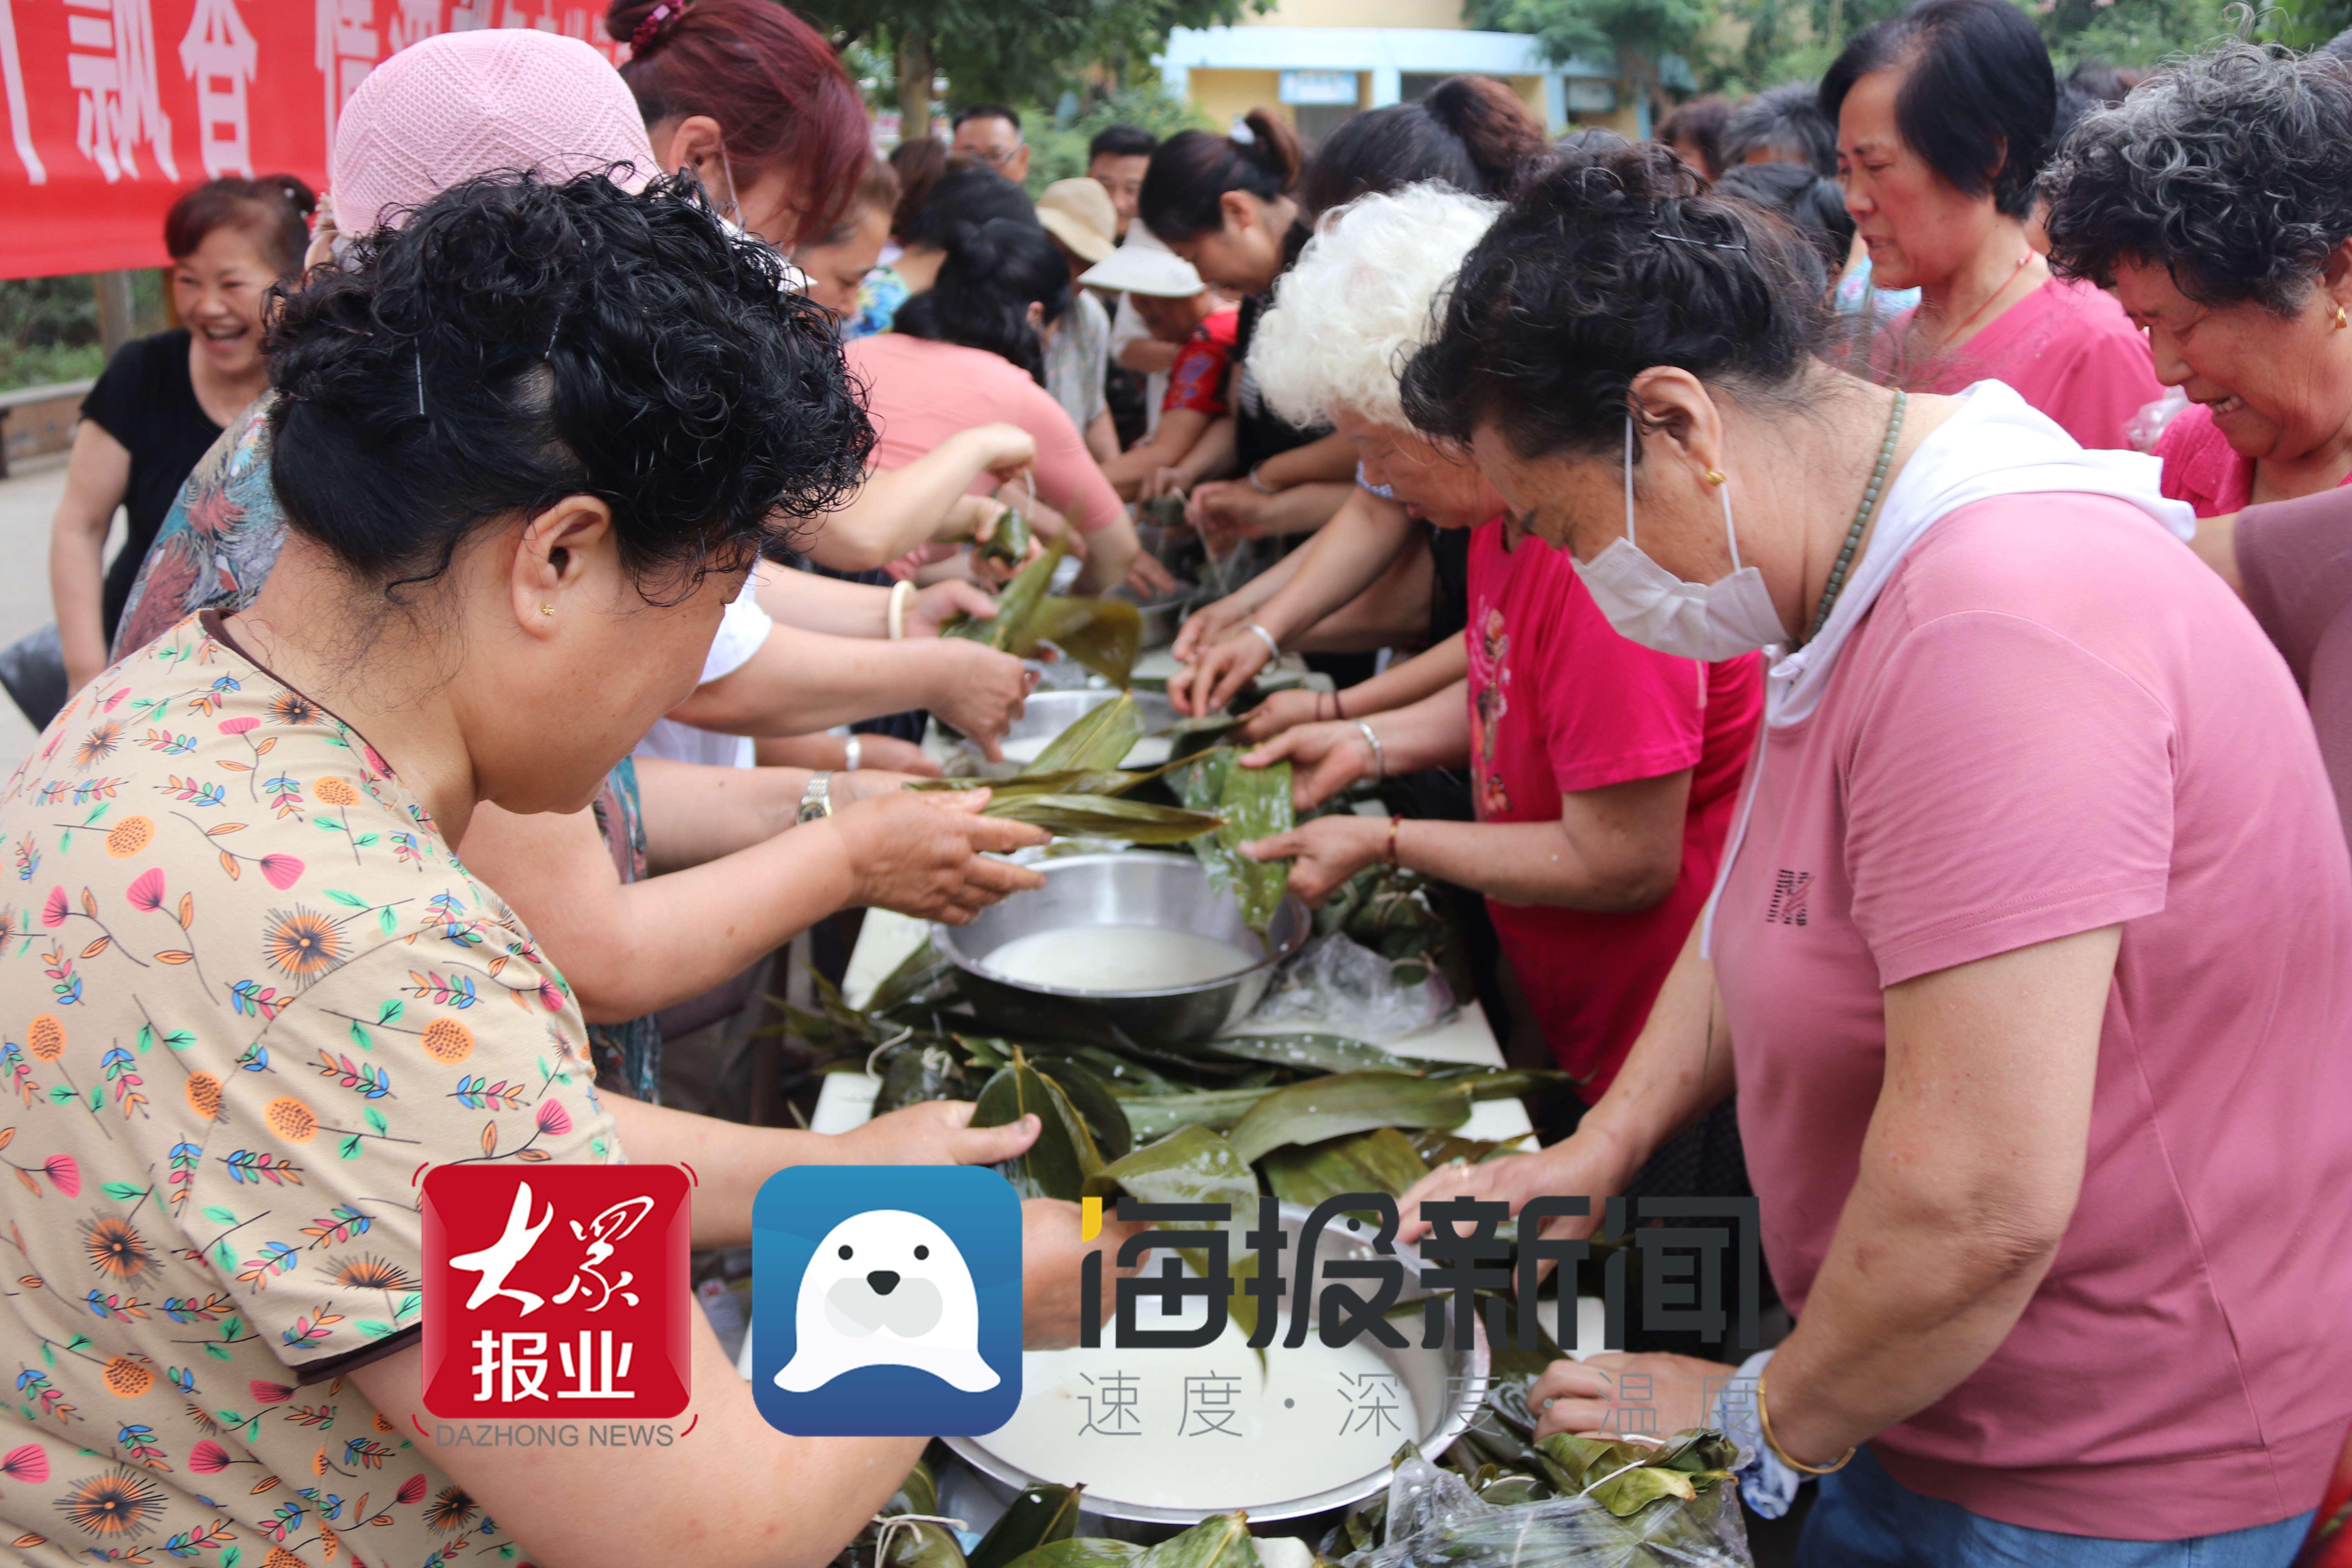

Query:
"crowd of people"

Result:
[[7, 0, 2352, 1562]]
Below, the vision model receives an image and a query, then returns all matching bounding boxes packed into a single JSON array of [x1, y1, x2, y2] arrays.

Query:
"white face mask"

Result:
[[1572, 416, 1788, 661]]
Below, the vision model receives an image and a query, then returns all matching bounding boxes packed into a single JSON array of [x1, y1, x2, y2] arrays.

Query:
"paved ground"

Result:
[[0, 453, 122, 775]]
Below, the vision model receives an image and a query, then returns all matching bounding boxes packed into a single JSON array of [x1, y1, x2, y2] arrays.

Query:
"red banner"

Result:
[[0, 3, 625, 280]]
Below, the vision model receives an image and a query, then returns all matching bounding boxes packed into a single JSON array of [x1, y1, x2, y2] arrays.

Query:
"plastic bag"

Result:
[[1245, 933, 1455, 1043], [1350, 1455, 1753, 1568], [2125, 386, 2189, 454]]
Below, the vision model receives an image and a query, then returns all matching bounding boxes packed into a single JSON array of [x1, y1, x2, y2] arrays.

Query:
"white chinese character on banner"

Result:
[[386, 0, 437, 52], [178, 0, 256, 178], [65, 0, 179, 182], [314, 0, 379, 155], [0, 0, 45, 184], [556, 1329, 636, 1399], [471, 1329, 552, 1402]]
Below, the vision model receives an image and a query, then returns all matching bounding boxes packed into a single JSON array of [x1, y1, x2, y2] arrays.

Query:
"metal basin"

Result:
[[933, 853, 1308, 1048], [993, 688, 1178, 770], [947, 1201, 1489, 1524]]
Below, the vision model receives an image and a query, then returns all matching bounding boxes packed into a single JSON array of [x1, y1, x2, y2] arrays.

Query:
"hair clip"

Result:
[[1229, 118, 1256, 145], [629, 1, 688, 54], [1653, 230, 1747, 252], [415, 350, 426, 419]]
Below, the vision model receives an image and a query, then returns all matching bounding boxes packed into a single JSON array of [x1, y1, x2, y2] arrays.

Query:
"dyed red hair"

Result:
[[606, 0, 871, 247]]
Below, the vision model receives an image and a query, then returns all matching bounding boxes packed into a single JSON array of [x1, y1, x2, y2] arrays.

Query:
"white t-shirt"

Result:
[[1110, 292, 1167, 439], [633, 573, 774, 769]]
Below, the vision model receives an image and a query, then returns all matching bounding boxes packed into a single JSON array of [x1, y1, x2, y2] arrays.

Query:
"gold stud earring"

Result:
[[539, 604, 555, 617], [1704, 469, 1727, 486], [2335, 304, 2347, 332]]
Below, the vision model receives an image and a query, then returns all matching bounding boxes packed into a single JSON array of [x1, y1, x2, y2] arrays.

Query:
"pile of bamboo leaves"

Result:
[[943, 536, 1145, 689], [856, 1464, 1260, 1568], [908, 692, 1299, 915]]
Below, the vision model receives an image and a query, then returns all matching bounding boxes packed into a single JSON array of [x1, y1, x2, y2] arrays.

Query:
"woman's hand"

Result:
[[829, 789, 1046, 921], [1526, 1353, 1738, 1442], [1189, 482, 1276, 553], [1169, 627, 1272, 717], [1125, 551, 1179, 600], [1239, 720, 1374, 811], [908, 578, 996, 639], [927, 641, 1034, 761], [836, 1098, 1040, 1169], [1239, 689, 1323, 744], [953, 422, 1040, 489], [1396, 1125, 1642, 1250], [1171, 594, 1250, 666], [1142, 466, 1189, 501], [1243, 814, 1385, 906], [829, 766, 930, 811], [1020, 1198, 1148, 1350]]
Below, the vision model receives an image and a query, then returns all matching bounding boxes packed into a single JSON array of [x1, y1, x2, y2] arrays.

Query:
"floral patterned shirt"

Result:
[[0, 612, 617, 1566]]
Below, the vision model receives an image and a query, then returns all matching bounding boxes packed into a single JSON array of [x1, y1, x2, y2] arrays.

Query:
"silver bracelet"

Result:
[[1355, 720, 1386, 780], [797, 770, 835, 824], [1246, 461, 1278, 495], [1244, 622, 1282, 664], [842, 735, 862, 773]]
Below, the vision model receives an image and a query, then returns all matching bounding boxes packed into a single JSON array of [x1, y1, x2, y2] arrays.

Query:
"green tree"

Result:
[[1019, 84, 1212, 195], [799, 0, 1261, 137], [1468, 0, 1719, 117]]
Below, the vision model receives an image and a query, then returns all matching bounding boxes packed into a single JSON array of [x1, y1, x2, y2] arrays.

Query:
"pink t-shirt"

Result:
[[2157, 399, 2352, 519], [1464, 521, 1759, 1099], [1888, 277, 2161, 453], [842, 334, 1125, 575], [1712, 494, 2352, 1538]]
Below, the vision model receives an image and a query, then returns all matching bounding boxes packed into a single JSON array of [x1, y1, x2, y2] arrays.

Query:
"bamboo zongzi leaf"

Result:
[[1030, 1055, 1133, 1163], [1225, 1071, 1473, 1167], [966, 1484, 1084, 1568], [1261, 1126, 1432, 1210], [975, 508, 1033, 567], [945, 537, 1068, 652], [1026, 597, 1143, 689], [1131, 1512, 1258, 1568], [1117, 1084, 1281, 1140], [983, 793, 1223, 844], [1027, 693, 1144, 775], [1205, 1032, 1425, 1075], [1084, 1123, 1258, 1211], [972, 1051, 1102, 1200], [1178, 749, 1292, 932], [1000, 1542, 1142, 1568]]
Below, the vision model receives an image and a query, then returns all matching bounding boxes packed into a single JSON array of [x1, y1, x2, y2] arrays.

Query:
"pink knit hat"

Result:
[[330, 29, 659, 236]]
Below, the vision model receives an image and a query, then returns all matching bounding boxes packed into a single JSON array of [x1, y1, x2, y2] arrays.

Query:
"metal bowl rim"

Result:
[[929, 852, 1308, 1002], [942, 1204, 1491, 1524]]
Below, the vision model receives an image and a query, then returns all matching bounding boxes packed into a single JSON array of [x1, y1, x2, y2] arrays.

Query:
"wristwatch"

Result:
[[797, 770, 835, 824]]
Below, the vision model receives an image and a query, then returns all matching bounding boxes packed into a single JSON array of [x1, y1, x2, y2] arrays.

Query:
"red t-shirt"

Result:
[[1712, 495, 2352, 1536], [1163, 309, 1240, 416], [1463, 520, 1760, 1098]]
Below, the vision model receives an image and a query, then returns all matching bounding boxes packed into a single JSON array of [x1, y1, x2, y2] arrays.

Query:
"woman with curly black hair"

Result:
[[2043, 42, 2352, 865], [2043, 43, 2352, 517], [0, 171, 1115, 1566], [1392, 143, 2352, 1566], [1825, 0, 2159, 448]]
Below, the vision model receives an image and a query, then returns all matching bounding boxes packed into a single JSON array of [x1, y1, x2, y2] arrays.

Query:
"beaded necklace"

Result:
[[1800, 389, 1907, 646]]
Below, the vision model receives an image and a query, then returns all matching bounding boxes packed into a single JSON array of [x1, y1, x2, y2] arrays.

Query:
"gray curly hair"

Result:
[[2041, 41, 2352, 315]]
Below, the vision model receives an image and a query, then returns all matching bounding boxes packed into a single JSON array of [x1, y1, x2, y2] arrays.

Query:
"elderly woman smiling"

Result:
[[1392, 146, 2352, 1566], [2042, 44, 2352, 516]]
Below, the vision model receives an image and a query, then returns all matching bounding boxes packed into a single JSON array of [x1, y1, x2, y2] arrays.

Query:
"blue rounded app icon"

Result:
[[753, 1164, 1022, 1435]]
